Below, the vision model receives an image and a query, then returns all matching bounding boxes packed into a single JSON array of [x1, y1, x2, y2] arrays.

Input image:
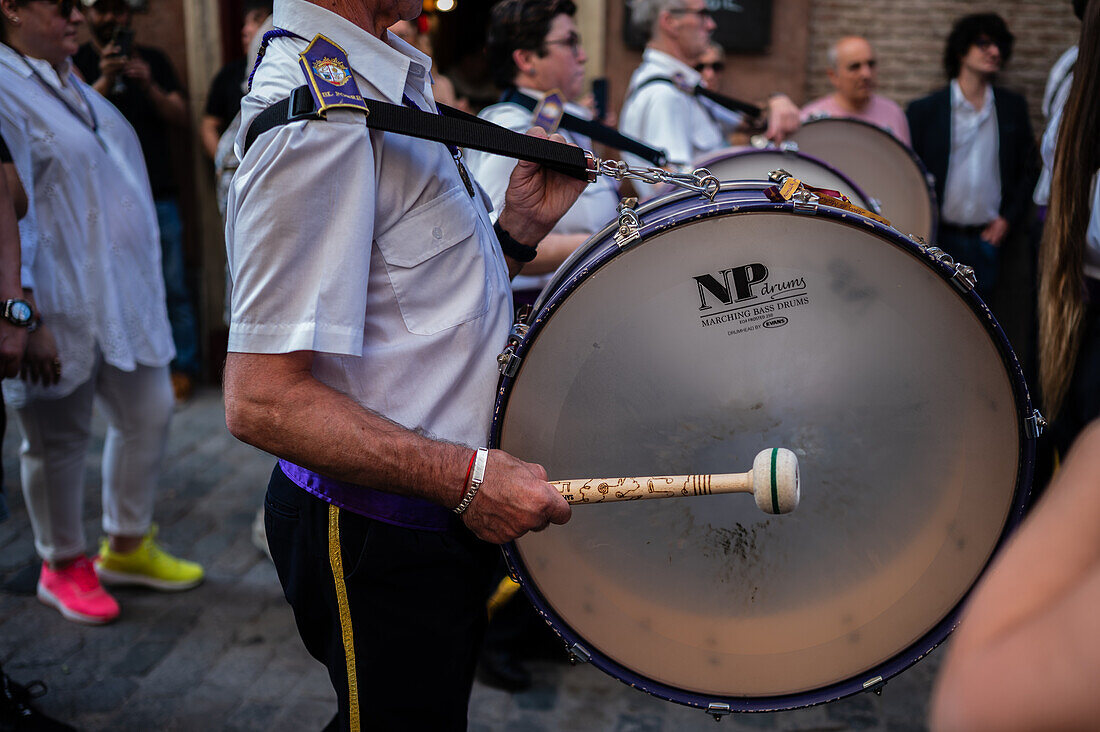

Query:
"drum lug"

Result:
[[567, 642, 591, 665], [614, 197, 642, 248], [706, 702, 732, 721], [922, 246, 978, 293], [1026, 410, 1047, 439], [862, 675, 886, 696], [951, 264, 977, 293], [497, 322, 530, 377]]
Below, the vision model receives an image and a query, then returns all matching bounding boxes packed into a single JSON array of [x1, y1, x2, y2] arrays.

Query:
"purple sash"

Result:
[[278, 460, 453, 531]]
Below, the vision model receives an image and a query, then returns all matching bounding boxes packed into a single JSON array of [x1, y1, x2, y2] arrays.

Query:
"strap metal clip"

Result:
[[496, 322, 530, 377]]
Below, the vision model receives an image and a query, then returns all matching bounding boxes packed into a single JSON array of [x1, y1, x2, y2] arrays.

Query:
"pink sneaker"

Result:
[[37, 557, 120, 625]]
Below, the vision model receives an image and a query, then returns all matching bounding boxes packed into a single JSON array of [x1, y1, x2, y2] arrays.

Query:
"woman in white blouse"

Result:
[[0, 0, 201, 625]]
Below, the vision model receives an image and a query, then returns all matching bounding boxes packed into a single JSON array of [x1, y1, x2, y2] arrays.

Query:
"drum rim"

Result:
[[792, 115, 941, 241], [688, 146, 874, 211], [491, 193, 1034, 711], [531, 181, 774, 314]]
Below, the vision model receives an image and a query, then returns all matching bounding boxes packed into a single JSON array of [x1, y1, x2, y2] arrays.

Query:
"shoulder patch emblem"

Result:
[[312, 56, 352, 86], [298, 34, 369, 117]]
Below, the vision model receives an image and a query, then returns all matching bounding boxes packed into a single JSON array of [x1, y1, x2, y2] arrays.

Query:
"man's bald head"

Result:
[[826, 36, 877, 111]]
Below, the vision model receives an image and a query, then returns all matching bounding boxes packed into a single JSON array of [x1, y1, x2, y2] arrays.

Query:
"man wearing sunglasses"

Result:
[[801, 36, 910, 145], [467, 0, 621, 315], [907, 13, 1038, 301], [620, 0, 801, 199]]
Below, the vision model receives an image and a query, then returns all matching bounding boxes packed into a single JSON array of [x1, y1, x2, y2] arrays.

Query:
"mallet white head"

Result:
[[752, 448, 800, 514]]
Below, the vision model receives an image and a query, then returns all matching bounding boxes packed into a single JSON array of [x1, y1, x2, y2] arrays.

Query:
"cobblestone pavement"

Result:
[[1, 388, 940, 730]]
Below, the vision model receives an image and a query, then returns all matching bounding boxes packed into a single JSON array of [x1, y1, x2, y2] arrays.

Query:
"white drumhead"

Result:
[[691, 148, 872, 210], [789, 118, 936, 240], [499, 209, 1019, 698]]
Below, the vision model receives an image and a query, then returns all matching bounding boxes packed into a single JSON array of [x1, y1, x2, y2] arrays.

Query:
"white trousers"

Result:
[[14, 358, 174, 563]]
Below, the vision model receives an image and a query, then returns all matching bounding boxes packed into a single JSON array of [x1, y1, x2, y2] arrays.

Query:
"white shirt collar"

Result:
[[0, 43, 73, 87], [272, 0, 432, 104], [950, 78, 994, 116], [641, 47, 701, 86]]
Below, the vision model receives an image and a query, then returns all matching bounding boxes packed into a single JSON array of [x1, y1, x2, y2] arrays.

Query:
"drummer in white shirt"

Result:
[[619, 0, 801, 199], [465, 0, 621, 309]]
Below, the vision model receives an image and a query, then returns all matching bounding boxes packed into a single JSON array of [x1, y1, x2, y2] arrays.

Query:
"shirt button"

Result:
[[432, 226, 443, 240]]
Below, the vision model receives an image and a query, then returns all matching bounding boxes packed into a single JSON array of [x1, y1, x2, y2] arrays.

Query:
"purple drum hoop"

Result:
[[685, 147, 875, 213], [796, 116, 941, 241], [490, 183, 1034, 713]]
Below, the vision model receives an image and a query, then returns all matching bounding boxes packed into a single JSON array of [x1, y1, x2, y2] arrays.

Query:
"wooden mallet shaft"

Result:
[[549, 448, 800, 514]]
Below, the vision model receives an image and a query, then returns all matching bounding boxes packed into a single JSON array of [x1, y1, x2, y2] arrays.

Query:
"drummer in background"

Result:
[[800, 36, 911, 146], [696, 42, 743, 143], [466, 0, 620, 311], [620, 0, 801, 199], [906, 13, 1038, 300]]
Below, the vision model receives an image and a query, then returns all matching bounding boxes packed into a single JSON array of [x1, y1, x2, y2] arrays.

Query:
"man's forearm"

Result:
[[224, 351, 470, 509]]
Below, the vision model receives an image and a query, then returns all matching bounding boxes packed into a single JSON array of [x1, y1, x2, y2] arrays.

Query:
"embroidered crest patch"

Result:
[[299, 34, 369, 116]]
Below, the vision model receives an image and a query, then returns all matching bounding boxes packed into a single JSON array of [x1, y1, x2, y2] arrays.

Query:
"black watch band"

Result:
[[493, 221, 538, 263]]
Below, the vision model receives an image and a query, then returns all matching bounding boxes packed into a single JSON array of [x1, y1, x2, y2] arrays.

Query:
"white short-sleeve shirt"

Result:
[[619, 48, 725, 199], [226, 0, 513, 447], [465, 92, 621, 294]]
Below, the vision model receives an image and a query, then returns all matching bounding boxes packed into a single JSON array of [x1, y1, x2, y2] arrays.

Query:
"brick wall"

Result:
[[805, 0, 1081, 134]]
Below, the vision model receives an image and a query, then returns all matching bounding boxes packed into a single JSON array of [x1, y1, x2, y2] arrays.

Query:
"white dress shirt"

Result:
[[620, 48, 725, 199], [465, 91, 620, 294], [226, 0, 513, 448], [942, 80, 1002, 226], [0, 44, 173, 407]]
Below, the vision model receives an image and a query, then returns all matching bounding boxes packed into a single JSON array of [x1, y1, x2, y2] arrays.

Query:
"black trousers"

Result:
[[264, 465, 499, 731]]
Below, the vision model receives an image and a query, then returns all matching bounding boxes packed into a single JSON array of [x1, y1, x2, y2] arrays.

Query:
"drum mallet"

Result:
[[549, 448, 800, 514]]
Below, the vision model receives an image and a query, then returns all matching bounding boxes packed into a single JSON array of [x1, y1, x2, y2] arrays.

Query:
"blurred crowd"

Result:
[[0, 0, 1097, 728]]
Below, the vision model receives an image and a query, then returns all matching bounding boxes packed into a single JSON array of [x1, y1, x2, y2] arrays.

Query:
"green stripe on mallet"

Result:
[[770, 447, 780, 514]]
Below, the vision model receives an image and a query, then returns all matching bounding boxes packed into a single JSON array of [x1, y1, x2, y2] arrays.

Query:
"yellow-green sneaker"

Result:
[[94, 526, 204, 591]]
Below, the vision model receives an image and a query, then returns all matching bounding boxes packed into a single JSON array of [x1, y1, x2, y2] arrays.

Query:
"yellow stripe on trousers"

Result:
[[328, 504, 360, 732]]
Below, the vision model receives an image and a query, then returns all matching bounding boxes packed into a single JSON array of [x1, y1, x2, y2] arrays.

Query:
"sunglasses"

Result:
[[30, 0, 77, 15], [669, 7, 715, 20], [973, 38, 999, 51], [544, 31, 582, 55], [694, 61, 725, 73]]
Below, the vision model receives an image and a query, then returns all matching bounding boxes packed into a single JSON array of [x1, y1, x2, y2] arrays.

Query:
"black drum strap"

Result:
[[630, 76, 762, 119], [242, 85, 592, 181], [500, 88, 668, 167]]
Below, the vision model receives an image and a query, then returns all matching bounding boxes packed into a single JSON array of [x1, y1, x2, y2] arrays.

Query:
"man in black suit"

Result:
[[907, 13, 1038, 299]]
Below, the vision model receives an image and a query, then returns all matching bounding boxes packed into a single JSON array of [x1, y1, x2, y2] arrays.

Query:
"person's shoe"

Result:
[[37, 557, 120, 625], [0, 665, 77, 731], [477, 648, 533, 692], [94, 526, 204, 591]]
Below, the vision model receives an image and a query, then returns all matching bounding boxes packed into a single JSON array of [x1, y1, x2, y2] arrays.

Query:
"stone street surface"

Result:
[[1, 389, 940, 730]]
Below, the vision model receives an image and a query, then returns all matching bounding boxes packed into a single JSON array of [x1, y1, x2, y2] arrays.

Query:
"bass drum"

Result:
[[787, 116, 938, 241], [661, 147, 872, 211], [491, 182, 1035, 712]]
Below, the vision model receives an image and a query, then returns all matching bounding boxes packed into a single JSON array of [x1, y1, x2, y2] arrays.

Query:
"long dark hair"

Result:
[[1039, 0, 1100, 418]]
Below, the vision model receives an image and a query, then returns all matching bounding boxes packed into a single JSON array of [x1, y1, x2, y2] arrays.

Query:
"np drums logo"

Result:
[[693, 262, 810, 334]]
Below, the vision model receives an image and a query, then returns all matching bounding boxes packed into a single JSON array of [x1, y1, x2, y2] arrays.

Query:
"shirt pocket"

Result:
[[375, 187, 491, 335]]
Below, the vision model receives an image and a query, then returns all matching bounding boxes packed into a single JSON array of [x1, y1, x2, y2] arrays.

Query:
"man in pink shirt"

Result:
[[802, 36, 911, 145]]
